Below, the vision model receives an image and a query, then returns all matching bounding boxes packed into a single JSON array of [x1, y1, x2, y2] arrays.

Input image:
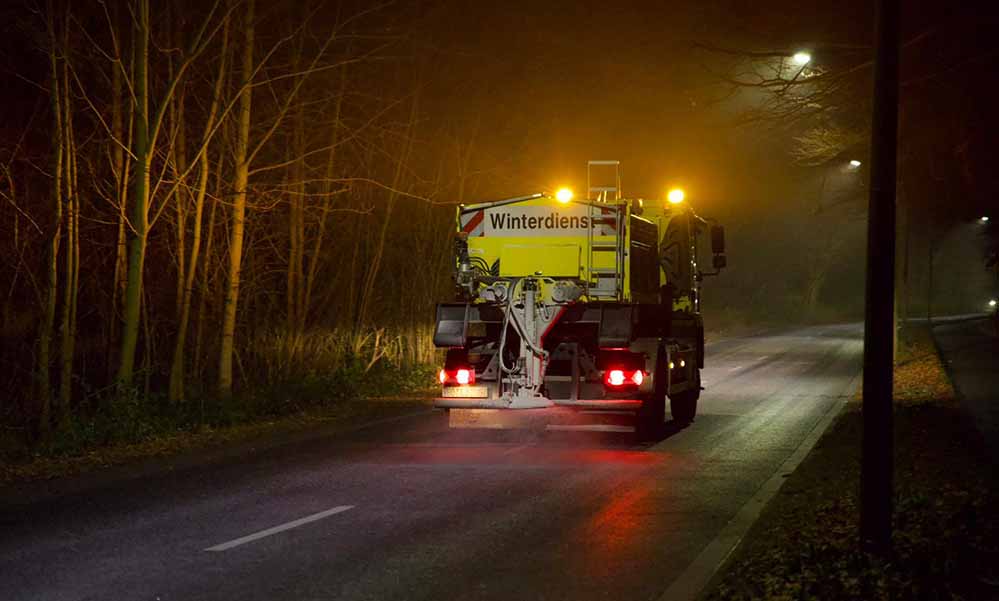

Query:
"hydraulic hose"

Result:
[[497, 279, 519, 374], [496, 278, 549, 375]]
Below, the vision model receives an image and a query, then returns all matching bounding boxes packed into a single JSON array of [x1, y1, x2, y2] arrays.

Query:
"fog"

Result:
[[415, 0, 996, 330]]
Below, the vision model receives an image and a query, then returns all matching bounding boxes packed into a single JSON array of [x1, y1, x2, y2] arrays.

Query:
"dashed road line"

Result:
[[204, 505, 354, 552]]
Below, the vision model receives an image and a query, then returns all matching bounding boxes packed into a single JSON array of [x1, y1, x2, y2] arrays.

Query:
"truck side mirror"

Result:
[[710, 225, 725, 255]]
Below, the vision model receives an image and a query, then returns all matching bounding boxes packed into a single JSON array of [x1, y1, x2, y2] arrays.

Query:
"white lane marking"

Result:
[[204, 505, 354, 552]]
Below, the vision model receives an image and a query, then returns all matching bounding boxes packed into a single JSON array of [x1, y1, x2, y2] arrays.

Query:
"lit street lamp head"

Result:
[[792, 51, 811, 66], [981, 216, 990, 223], [849, 159, 862, 168], [667, 188, 685, 204]]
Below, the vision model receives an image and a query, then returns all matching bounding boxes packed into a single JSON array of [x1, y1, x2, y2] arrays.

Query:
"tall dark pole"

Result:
[[861, 0, 899, 554]]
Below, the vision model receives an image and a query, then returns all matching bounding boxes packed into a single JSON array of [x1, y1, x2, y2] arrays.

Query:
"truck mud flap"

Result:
[[433, 303, 505, 348], [433, 303, 473, 348], [598, 304, 633, 348]]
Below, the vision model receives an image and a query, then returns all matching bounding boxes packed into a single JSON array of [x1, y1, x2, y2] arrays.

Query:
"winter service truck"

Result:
[[432, 161, 727, 438]]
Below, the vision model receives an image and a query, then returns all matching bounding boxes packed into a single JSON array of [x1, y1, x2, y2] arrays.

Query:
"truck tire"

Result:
[[669, 371, 700, 424], [636, 346, 667, 441]]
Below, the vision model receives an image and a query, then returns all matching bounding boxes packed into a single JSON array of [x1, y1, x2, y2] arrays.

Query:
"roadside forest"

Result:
[[0, 0, 474, 450], [1, 0, 995, 455]]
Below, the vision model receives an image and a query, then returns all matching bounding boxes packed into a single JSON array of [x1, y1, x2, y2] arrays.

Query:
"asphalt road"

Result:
[[0, 324, 863, 601]]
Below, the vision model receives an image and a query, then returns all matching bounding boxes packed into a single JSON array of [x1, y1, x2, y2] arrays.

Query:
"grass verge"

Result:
[[0, 362, 437, 487], [702, 324, 999, 601]]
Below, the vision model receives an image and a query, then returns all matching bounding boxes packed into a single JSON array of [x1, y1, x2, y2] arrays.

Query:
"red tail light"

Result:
[[440, 367, 475, 386], [606, 369, 626, 386], [605, 368, 644, 387]]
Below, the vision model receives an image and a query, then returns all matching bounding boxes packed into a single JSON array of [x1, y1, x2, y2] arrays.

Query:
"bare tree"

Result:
[[58, 41, 80, 416], [168, 14, 230, 402], [116, 0, 224, 387], [37, 0, 65, 434]]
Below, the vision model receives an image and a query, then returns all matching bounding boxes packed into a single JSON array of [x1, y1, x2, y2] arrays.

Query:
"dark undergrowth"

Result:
[[0, 359, 437, 484]]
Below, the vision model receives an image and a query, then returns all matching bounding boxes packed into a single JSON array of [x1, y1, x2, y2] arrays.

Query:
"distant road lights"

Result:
[[667, 188, 686, 204], [555, 188, 573, 204], [849, 159, 863, 168], [792, 51, 812, 66]]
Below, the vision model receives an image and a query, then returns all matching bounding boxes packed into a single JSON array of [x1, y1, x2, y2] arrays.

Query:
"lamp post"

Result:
[[861, 0, 899, 556]]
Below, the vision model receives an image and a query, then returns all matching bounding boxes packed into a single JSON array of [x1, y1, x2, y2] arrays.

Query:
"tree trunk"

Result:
[[894, 189, 908, 359], [218, 0, 254, 397], [927, 234, 934, 321], [172, 101, 188, 321], [38, 0, 64, 434], [169, 16, 229, 402], [194, 145, 223, 382], [168, 8, 189, 323], [108, 3, 131, 384], [116, 0, 150, 387], [58, 61, 78, 416], [286, 132, 302, 336]]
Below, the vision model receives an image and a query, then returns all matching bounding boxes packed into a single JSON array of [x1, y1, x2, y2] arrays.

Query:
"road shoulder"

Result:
[[0, 399, 431, 509], [659, 367, 860, 601], [699, 323, 999, 600]]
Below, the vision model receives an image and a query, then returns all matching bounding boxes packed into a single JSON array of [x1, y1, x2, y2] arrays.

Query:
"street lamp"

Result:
[[981, 216, 990, 223], [667, 188, 685, 204], [792, 51, 812, 66], [849, 159, 862, 168]]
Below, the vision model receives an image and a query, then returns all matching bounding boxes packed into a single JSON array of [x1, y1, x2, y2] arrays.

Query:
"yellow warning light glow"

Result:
[[667, 188, 685, 204], [555, 188, 573, 203]]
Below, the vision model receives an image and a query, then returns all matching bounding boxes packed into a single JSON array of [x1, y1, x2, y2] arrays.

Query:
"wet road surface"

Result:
[[0, 324, 863, 601]]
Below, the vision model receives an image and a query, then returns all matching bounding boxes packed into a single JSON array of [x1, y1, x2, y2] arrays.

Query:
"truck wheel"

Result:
[[669, 371, 700, 424], [636, 347, 667, 441]]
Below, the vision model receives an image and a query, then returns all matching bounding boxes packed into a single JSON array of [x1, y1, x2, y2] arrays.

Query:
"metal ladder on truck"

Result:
[[586, 160, 625, 300]]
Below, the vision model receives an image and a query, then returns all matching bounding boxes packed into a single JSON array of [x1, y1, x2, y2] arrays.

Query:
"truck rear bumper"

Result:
[[434, 398, 643, 411], [443, 406, 639, 431]]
